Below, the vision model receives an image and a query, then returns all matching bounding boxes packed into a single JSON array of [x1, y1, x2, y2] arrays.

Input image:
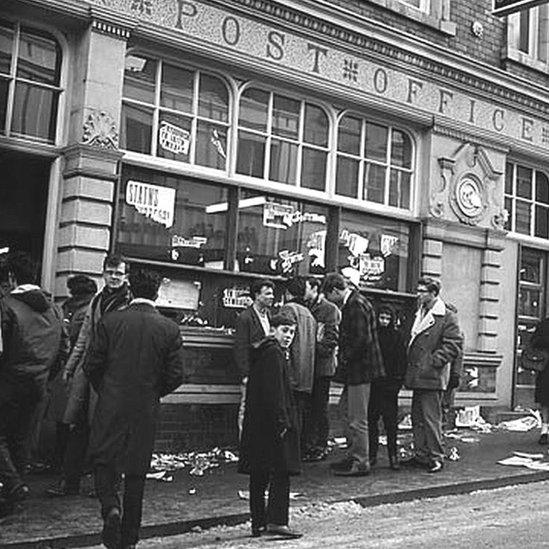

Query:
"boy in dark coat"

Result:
[[368, 305, 406, 470], [239, 313, 302, 540], [84, 268, 184, 549]]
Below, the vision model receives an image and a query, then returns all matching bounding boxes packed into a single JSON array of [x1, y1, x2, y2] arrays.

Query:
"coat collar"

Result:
[[409, 297, 446, 345], [128, 298, 158, 311]]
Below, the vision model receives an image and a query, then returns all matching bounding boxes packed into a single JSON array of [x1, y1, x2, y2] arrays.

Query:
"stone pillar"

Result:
[[421, 220, 446, 279], [478, 232, 504, 353], [54, 8, 135, 296]]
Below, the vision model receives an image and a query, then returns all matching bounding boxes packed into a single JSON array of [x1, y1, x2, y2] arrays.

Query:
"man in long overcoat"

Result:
[[404, 277, 462, 473], [84, 268, 184, 549], [324, 273, 384, 477]]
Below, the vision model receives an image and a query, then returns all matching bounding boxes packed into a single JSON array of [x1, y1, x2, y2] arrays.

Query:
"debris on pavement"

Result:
[[398, 414, 412, 430], [145, 471, 174, 482], [497, 412, 541, 432], [447, 447, 460, 461], [498, 450, 549, 471], [238, 490, 305, 501], [329, 437, 348, 449], [444, 431, 480, 443]]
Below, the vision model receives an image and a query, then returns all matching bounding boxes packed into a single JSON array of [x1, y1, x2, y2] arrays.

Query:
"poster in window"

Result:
[[125, 180, 176, 228], [158, 121, 191, 156], [156, 277, 201, 310]]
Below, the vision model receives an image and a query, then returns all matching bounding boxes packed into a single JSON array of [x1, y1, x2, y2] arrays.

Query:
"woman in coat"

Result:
[[531, 318, 549, 444], [238, 312, 302, 539]]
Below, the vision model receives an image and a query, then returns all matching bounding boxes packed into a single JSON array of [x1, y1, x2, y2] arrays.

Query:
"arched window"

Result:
[[236, 87, 330, 191], [0, 21, 62, 143], [336, 114, 413, 209], [121, 55, 230, 171], [505, 162, 549, 237]]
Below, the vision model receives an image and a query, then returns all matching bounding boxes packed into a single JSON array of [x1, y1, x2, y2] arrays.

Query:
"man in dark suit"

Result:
[[84, 268, 184, 549], [324, 273, 384, 477], [233, 279, 275, 436]]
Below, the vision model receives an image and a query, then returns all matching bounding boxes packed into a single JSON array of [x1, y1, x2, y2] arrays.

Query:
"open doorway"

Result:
[[0, 149, 51, 273]]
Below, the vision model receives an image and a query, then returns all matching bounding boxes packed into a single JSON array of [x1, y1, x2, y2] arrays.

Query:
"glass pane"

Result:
[[303, 104, 328, 147], [17, 29, 60, 85], [237, 192, 328, 277], [391, 129, 412, 168], [236, 130, 265, 178], [389, 169, 411, 209], [339, 210, 409, 291], [272, 94, 300, 140], [363, 163, 386, 204], [269, 139, 298, 184], [196, 121, 227, 170], [535, 205, 549, 239], [120, 103, 153, 154], [504, 196, 513, 230], [198, 73, 228, 123], [536, 171, 549, 204], [520, 248, 543, 284], [0, 23, 13, 75], [518, 288, 542, 317], [301, 148, 327, 191], [239, 88, 269, 132], [338, 115, 361, 155], [157, 112, 192, 161], [538, 4, 549, 63], [519, 9, 530, 53], [123, 55, 157, 104], [117, 166, 228, 269], [0, 78, 8, 133], [505, 163, 514, 195], [335, 156, 359, 198], [364, 122, 388, 162], [517, 166, 533, 198], [11, 82, 57, 141], [161, 64, 193, 113], [515, 200, 531, 234]]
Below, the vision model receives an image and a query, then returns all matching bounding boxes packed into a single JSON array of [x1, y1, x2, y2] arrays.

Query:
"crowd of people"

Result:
[[235, 272, 463, 538]]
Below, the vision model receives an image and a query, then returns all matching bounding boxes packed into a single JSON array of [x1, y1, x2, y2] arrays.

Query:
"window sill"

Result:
[[365, 0, 456, 36], [503, 48, 549, 75]]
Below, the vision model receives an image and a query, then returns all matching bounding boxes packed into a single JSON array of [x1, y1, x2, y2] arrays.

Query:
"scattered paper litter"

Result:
[[455, 406, 481, 428], [150, 447, 239, 477], [513, 451, 544, 460], [497, 415, 540, 432], [145, 471, 173, 482], [398, 414, 412, 431], [447, 447, 460, 461], [238, 490, 304, 501], [444, 432, 480, 443], [330, 437, 348, 449], [498, 450, 549, 471], [497, 456, 534, 467]]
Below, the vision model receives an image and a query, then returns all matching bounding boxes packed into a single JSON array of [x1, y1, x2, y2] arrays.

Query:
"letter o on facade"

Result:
[[374, 68, 388, 94], [222, 16, 241, 46]]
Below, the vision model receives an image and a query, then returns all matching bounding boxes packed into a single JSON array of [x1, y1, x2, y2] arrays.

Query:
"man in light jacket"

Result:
[[403, 277, 463, 473]]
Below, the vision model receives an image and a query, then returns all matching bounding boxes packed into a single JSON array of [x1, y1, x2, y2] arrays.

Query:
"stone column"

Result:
[[421, 220, 446, 279], [54, 7, 135, 296]]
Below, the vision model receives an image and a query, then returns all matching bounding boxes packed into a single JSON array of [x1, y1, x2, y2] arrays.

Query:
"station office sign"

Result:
[[493, 0, 548, 16]]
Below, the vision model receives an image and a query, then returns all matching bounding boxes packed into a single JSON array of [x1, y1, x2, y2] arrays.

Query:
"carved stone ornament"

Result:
[[82, 110, 119, 150], [450, 173, 487, 225], [492, 208, 509, 231]]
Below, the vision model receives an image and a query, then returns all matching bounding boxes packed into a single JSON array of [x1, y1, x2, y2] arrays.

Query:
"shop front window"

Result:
[[0, 21, 61, 142], [338, 210, 409, 291], [236, 192, 328, 277], [505, 162, 549, 238], [336, 114, 413, 209], [116, 166, 229, 269], [236, 87, 330, 191], [121, 55, 230, 170]]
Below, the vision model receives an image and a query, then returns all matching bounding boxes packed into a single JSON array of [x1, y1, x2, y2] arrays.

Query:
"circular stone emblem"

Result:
[[451, 174, 487, 225]]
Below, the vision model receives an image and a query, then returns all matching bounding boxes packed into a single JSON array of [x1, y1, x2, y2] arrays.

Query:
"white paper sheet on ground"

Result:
[[238, 490, 305, 500], [398, 414, 412, 430], [455, 406, 481, 428], [497, 456, 536, 467], [497, 416, 540, 432], [146, 471, 174, 482], [525, 461, 549, 471], [513, 451, 545, 460]]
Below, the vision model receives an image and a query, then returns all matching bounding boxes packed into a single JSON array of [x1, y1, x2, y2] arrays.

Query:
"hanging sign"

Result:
[[159, 121, 191, 155], [126, 181, 175, 228], [263, 202, 326, 229]]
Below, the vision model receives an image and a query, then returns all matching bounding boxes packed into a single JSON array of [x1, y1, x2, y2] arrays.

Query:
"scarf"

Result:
[[98, 283, 132, 315]]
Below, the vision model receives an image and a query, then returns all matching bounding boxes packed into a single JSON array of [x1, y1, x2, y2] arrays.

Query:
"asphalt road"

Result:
[[101, 480, 549, 548]]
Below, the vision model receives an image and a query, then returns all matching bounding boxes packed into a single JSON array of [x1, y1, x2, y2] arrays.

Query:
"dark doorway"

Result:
[[0, 150, 50, 267]]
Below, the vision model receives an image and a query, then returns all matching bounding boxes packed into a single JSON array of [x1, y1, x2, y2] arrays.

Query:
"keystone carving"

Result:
[[82, 109, 119, 150]]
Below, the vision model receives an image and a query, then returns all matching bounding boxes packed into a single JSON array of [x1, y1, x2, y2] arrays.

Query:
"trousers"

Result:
[[249, 469, 290, 528], [340, 383, 371, 466], [94, 464, 146, 545], [302, 376, 331, 452], [411, 389, 444, 462], [368, 386, 399, 459]]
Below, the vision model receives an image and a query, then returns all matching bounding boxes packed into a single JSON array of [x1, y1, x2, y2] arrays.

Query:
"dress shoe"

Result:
[[266, 524, 303, 539], [45, 480, 79, 498], [333, 459, 370, 477], [329, 456, 354, 471], [102, 507, 121, 549], [251, 525, 266, 537], [400, 456, 428, 469], [538, 433, 548, 445], [427, 460, 444, 473]]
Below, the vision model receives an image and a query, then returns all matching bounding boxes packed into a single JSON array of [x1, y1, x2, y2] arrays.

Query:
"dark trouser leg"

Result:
[[62, 421, 89, 489], [418, 390, 444, 462], [382, 391, 399, 459], [347, 383, 371, 466], [94, 463, 121, 519], [121, 474, 146, 546], [54, 423, 69, 471], [249, 469, 269, 529], [411, 390, 428, 463], [367, 390, 382, 461], [266, 470, 290, 526], [292, 391, 310, 452], [303, 377, 331, 452]]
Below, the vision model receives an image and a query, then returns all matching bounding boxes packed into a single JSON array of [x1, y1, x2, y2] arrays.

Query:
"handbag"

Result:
[[521, 345, 549, 372]]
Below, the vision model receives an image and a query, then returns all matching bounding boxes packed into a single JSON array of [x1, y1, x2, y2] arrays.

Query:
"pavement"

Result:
[[1, 427, 549, 549]]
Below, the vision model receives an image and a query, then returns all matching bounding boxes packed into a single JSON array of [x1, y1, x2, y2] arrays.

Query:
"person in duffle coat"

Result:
[[403, 277, 462, 474], [84, 268, 184, 549]]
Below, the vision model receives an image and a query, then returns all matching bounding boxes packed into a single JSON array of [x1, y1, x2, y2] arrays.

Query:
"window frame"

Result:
[[121, 53, 233, 172], [234, 83, 332, 193], [335, 111, 415, 211], [0, 19, 63, 144]]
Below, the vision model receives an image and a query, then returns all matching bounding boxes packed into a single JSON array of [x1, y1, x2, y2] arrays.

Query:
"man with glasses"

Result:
[[403, 277, 462, 473], [46, 254, 132, 497]]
